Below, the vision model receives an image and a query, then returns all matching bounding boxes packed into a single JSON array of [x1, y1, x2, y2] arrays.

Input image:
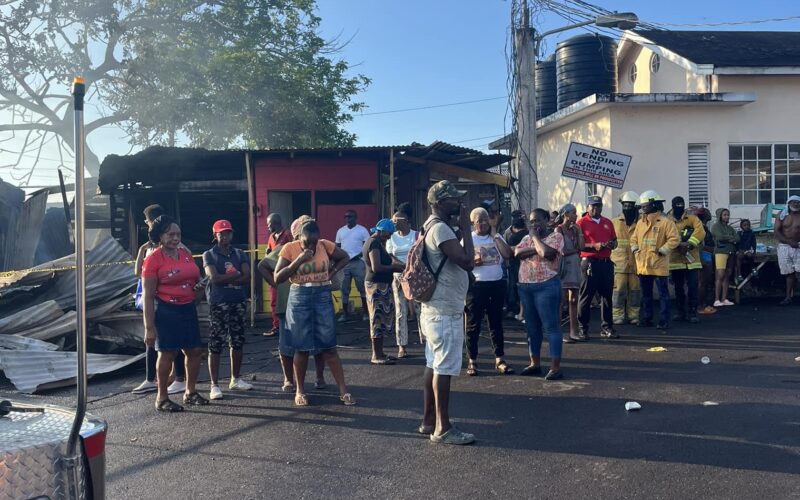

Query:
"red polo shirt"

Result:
[[577, 214, 616, 259], [268, 229, 292, 252]]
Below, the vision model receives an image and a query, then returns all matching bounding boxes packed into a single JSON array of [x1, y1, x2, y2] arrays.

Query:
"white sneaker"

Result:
[[229, 378, 253, 391], [131, 380, 157, 394], [209, 384, 224, 400], [167, 380, 186, 394], [713, 300, 724, 307], [721, 300, 735, 306]]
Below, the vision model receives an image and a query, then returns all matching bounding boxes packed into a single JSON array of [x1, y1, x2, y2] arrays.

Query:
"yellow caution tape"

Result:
[[0, 249, 260, 279]]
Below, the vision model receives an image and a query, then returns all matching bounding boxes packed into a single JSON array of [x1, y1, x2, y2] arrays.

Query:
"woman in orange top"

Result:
[[275, 218, 354, 407]]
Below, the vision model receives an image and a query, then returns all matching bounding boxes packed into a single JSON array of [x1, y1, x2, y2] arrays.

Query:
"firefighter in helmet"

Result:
[[668, 196, 705, 323], [630, 190, 680, 329], [611, 191, 640, 325]]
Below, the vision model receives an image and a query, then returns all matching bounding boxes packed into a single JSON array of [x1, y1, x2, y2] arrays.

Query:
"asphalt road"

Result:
[[3, 300, 800, 499]]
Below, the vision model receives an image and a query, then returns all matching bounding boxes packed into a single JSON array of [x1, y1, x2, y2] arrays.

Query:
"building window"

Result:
[[629, 64, 637, 83], [688, 144, 709, 207], [650, 53, 661, 73], [729, 144, 800, 205]]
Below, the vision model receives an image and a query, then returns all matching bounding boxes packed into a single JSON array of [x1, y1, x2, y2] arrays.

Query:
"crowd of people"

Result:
[[133, 181, 794, 446]]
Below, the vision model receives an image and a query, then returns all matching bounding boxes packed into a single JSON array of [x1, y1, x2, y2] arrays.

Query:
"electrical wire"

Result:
[[640, 14, 800, 28], [353, 96, 506, 117]]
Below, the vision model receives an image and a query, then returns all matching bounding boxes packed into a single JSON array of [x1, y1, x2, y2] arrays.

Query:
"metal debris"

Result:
[[0, 350, 145, 393]]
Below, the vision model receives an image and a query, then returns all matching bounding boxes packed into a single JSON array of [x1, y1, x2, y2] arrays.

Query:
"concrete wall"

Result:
[[537, 74, 800, 222], [618, 46, 711, 94], [536, 109, 612, 214]]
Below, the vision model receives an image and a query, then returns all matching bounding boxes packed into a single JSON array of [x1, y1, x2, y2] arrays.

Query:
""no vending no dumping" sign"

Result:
[[561, 142, 632, 189]]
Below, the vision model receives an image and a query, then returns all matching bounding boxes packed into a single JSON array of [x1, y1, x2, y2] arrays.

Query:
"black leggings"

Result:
[[145, 345, 185, 382]]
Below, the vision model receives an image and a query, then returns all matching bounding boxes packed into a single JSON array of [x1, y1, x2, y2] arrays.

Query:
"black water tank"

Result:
[[535, 54, 557, 120], [556, 34, 617, 110]]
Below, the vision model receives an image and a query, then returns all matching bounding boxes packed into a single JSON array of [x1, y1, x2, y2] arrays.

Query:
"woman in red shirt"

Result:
[[142, 216, 208, 412]]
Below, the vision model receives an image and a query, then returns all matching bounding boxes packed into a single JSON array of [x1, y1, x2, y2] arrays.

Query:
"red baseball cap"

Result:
[[212, 219, 233, 233]]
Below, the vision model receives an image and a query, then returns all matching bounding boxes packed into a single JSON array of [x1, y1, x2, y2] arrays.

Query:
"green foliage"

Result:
[[0, 0, 369, 161]]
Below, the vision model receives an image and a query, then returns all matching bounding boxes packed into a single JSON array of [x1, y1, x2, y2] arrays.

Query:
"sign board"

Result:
[[561, 142, 632, 189]]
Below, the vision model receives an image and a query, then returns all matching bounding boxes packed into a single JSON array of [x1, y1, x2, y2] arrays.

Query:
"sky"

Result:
[[3, 0, 800, 189]]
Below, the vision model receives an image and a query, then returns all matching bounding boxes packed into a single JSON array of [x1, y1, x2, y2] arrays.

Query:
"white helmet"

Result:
[[619, 191, 639, 204], [638, 190, 665, 205]]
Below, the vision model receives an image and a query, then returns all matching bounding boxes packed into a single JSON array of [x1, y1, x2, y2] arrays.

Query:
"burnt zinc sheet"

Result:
[[0, 301, 63, 335], [0, 350, 145, 393], [98, 146, 246, 194], [34, 207, 72, 265], [0, 180, 25, 272], [0, 235, 137, 313], [634, 30, 800, 68], [402, 140, 512, 171], [5, 190, 48, 273], [0, 335, 59, 351]]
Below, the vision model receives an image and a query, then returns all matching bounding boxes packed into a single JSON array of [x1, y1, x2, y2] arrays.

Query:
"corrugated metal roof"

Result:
[[1, 235, 137, 313], [0, 335, 59, 351], [0, 301, 63, 335], [12, 311, 76, 341], [0, 350, 145, 393]]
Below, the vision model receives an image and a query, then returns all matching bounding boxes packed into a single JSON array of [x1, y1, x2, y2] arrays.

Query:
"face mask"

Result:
[[622, 208, 638, 225], [513, 219, 526, 229], [672, 206, 685, 219]]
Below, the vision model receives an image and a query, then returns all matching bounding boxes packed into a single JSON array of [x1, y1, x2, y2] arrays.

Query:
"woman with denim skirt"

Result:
[[514, 209, 565, 380], [275, 219, 355, 407]]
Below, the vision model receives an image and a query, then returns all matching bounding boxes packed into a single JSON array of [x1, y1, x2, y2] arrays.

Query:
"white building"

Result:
[[492, 30, 800, 224]]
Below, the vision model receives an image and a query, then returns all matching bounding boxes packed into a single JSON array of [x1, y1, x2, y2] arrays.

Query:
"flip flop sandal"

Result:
[[418, 424, 435, 435], [183, 392, 209, 406], [466, 364, 478, 376], [281, 381, 295, 392], [340, 393, 356, 406], [294, 393, 309, 406], [314, 380, 327, 390], [156, 399, 184, 412], [495, 362, 514, 375], [370, 357, 396, 365]]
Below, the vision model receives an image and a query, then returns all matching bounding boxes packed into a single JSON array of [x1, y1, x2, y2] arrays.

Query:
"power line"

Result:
[[641, 14, 800, 28], [354, 96, 506, 117]]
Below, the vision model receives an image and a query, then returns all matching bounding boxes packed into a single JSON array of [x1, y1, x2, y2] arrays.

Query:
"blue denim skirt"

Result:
[[154, 300, 202, 352], [286, 284, 337, 352]]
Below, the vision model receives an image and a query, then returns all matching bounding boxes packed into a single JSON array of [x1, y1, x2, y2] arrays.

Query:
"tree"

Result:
[[0, 0, 369, 184]]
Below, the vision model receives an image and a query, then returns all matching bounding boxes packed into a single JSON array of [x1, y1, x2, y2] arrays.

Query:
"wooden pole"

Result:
[[245, 152, 257, 328], [389, 148, 395, 214]]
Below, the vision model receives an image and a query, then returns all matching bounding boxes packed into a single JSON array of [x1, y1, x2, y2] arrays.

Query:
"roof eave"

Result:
[[714, 66, 800, 75], [620, 30, 714, 75]]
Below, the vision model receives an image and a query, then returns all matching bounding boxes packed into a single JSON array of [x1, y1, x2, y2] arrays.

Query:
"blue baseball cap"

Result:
[[371, 218, 396, 234], [587, 195, 603, 206]]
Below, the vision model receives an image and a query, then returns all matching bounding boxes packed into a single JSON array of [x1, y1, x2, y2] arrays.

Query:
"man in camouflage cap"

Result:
[[419, 180, 477, 445]]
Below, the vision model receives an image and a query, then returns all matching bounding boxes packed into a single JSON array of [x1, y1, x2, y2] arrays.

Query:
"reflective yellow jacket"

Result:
[[668, 213, 705, 271], [611, 215, 638, 274], [630, 212, 680, 277]]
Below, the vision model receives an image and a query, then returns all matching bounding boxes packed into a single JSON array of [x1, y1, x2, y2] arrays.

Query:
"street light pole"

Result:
[[511, 7, 638, 213]]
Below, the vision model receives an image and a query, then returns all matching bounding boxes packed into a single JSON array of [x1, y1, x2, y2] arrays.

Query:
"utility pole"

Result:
[[512, 1, 538, 215]]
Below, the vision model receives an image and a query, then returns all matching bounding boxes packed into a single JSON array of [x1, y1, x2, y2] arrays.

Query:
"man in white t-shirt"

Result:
[[419, 180, 476, 446], [465, 207, 514, 377], [335, 209, 370, 321], [386, 210, 420, 357]]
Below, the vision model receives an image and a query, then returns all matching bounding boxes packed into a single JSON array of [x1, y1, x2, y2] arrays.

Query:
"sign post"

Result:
[[561, 143, 632, 199]]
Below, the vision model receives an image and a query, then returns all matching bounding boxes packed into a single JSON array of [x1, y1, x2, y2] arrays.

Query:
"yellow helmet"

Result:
[[638, 190, 665, 205], [619, 191, 639, 204]]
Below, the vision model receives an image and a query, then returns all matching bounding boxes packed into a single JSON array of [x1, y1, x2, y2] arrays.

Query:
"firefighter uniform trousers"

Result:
[[611, 215, 640, 324], [612, 272, 640, 324]]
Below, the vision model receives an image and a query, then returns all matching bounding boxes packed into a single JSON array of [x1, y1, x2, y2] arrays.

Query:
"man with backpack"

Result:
[[415, 180, 476, 445]]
